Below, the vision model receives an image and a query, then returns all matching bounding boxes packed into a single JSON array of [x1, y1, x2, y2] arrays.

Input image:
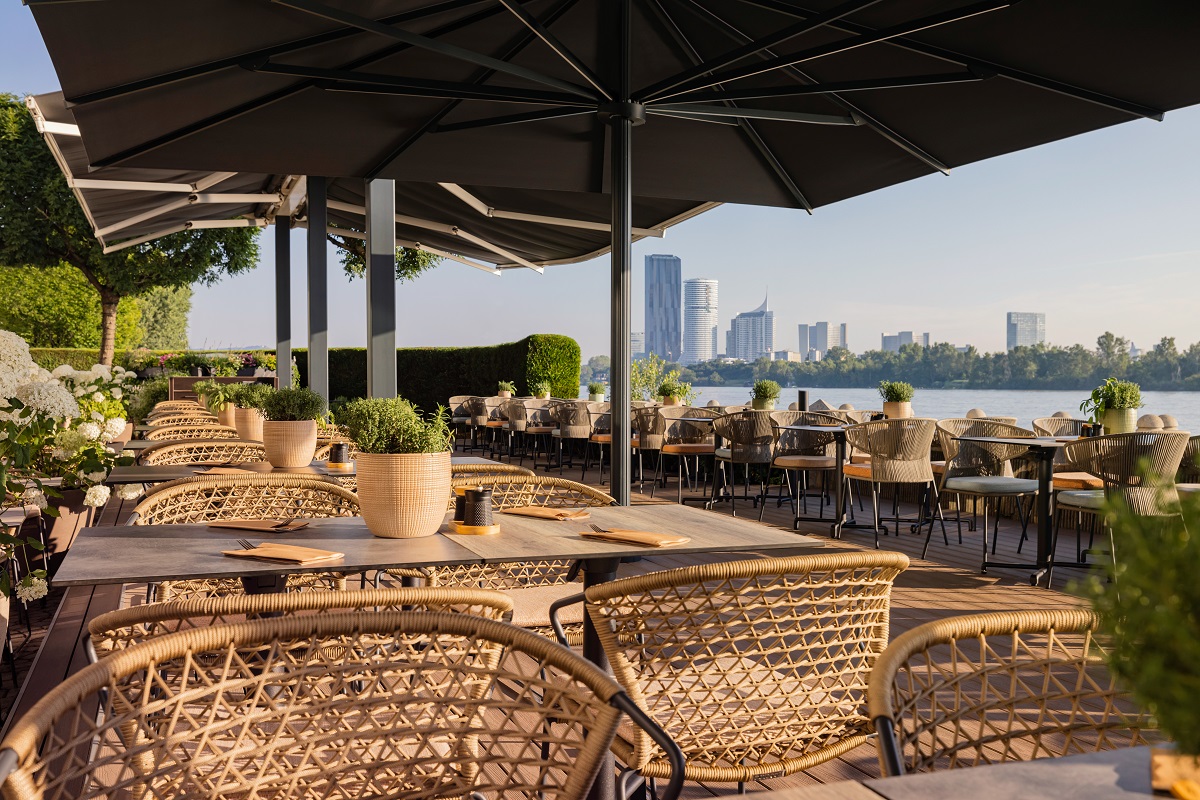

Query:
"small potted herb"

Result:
[[1079, 378, 1142, 435], [878, 380, 915, 419], [587, 381, 605, 402], [751, 379, 782, 411], [228, 382, 274, 441], [497, 380, 516, 399], [657, 378, 690, 406], [530, 380, 552, 400], [259, 387, 327, 468], [339, 397, 452, 539]]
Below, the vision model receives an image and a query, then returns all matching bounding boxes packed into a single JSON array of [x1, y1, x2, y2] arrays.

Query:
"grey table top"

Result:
[[53, 504, 823, 587], [957, 435, 1074, 449], [106, 455, 502, 484]]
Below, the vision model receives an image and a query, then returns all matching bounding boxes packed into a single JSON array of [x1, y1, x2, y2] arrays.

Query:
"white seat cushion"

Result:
[[944, 476, 1038, 495], [1177, 483, 1200, 495], [505, 583, 584, 630], [1057, 489, 1105, 510]]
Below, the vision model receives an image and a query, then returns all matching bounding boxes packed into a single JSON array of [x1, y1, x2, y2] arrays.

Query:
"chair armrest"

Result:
[[610, 692, 685, 800], [0, 749, 19, 786], [548, 592, 585, 646], [872, 715, 905, 777]]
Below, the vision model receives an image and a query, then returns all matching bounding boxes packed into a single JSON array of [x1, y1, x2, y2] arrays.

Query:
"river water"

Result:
[[581, 387, 1200, 432]]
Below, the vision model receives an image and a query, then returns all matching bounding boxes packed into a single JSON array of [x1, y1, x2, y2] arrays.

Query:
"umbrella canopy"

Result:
[[28, 0, 1200, 208], [28, 91, 713, 268]]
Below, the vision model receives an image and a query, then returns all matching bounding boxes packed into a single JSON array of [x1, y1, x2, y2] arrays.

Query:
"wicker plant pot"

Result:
[[1102, 408, 1137, 435], [497, 390, 512, 399], [588, 393, 604, 402], [216, 404, 237, 428], [262, 420, 319, 468], [356, 451, 452, 539], [883, 401, 913, 419], [751, 398, 775, 410], [662, 396, 680, 406], [234, 407, 265, 441]]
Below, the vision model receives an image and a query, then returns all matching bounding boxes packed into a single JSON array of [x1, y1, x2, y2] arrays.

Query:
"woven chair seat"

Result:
[[850, 453, 872, 464], [842, 463, 873, 480], [507, 583, 585, 630], [930, 460, 945, 475], [661, 443, 714, 455], [526, 425, 556, 434], [1052, 471, 1104, 490], [1057, 489, 1105, 510], [943, 476, 1038, 495], [773, 454, 837, 469], [485, 420, 506, 428]]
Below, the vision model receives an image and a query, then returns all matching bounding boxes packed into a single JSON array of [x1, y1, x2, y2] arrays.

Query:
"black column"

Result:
[[275, 216, 292, 388], [306, 176, 328, 401]]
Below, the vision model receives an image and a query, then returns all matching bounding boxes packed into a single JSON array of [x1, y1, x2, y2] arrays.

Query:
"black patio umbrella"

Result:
[[28, 0, 1200, 506]]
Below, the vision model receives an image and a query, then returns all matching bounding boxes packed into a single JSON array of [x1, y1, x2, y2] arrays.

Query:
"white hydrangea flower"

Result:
[[103, 417, 127, 441], [73, 386, 88, 397], [116, 484, 143, 501], [92, 364, 112, 380], [15, 576, 49, 604], [51, 364, 75, 379], [120, 449, 134, 458], [91, 411, 105, 422], [16, 380, 79, 420], [110, 387, 123, 400], [21, 487, 48, 510], [0, 330, 36, 375], [85, 470, 107, 483], [77, 421, 102, 440], [83, 484, 111, 507], [91, 392, 105, 403]]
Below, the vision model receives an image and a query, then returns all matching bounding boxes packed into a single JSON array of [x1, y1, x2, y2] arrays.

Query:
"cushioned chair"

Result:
[[654, 407, 719, 503], [633, 405, 666, 492], [467, 395, 507, 456], [447, 394, 473, 449], [583, 401, 612, 484], [843, 418, 940, 547], [869, 609, 1157, 776], [711, 410, 774, 516], [763, 410, 844, 522]]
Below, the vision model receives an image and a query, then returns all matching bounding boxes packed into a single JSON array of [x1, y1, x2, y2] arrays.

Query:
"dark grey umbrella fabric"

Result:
[[29, 0, 1200, 209]]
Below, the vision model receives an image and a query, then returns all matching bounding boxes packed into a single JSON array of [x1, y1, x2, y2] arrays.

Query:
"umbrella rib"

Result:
[[650, 104, 857, 125], [734, 0, 1165, 120], [63, 0, 486, 106], [496, 0, 612, 100], [431, 107, 594, 133], [636, 0, 885, 101], [666, 70, 992, 105], [272, 0, 599, 100], [653, 0, 1015, 101]]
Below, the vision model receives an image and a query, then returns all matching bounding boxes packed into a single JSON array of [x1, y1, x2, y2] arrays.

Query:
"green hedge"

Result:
[[294, 334, 581, 411], [29, 348, 104, 371]]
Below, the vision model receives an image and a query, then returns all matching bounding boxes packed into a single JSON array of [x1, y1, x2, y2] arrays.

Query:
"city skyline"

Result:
[[726, 293, 776, 362], [644, 254, 681, 364]]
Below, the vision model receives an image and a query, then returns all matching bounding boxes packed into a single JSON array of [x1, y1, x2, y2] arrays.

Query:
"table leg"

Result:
[[832, 434, 847, 538], [1031, 449, 1055, 587], [583, 556, 622, 800], [241, 574, 288, 594]]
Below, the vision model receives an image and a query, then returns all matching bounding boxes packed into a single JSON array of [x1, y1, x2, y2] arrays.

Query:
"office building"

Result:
[[1006, 312, 1046, 351], [645, 254, 681, 362], [880, 331, 931, 353], [773, 350, 804, 362], [727, 293, 775, 361], [803, 321, 848, 355], [797, 324, 809, 355], [631, 331, 645, 359], [682, 278, 718, 365]]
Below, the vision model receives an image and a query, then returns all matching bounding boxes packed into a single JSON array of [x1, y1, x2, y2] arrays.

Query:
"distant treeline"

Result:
[[670, 333, 1200, 391]]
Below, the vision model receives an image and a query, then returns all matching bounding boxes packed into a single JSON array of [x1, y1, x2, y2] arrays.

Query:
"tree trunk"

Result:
[[98, 290, 120, 366]]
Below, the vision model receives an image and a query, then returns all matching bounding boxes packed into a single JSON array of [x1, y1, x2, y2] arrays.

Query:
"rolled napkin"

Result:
[[208, 519, 310, 532], [222, 542, 343, 565], [194, 466, 256, 475], [580, 528, 690, 547], [501, 506, 592, 521]]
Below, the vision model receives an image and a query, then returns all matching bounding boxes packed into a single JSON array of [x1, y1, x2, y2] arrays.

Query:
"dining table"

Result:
[[778, 424, 859, 538]]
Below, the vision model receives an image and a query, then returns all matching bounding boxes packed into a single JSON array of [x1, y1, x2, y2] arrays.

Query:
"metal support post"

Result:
[[365, 178, 398, 398], [306, 176, 329, 401], [275, 217, 292, 388]]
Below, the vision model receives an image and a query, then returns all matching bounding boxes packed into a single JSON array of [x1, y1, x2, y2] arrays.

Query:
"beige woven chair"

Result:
[[559, 552, 909, 796], [711, 410, 774, 515], [144, 411, 219, 427], [633, 406, 665, 491], [1177, 433, 1200, 485], [132, 474, 359, 600], [654, 406, 719, 503], [764, 410, 844, 523], [136, 439, 267, 466], [842, 418, 940, 547], [550, 400, 593, 473], [87, 586, 513, 661], [150, 400, 203, 413], [868, 609, 1157, 777], [142, 423, 239, 441], [448, 394, 473, 449], [0, 612, 683, 800], [1032, 416, 1087, 437], [466, 396, 507, 455]]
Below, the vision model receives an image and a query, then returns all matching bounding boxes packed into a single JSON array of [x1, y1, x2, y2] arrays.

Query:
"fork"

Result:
[[588, 523, 609, 534], [237, 538, 256, 551]]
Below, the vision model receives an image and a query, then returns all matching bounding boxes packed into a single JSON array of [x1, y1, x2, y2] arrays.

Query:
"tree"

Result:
[[0, 94, 259, 364], [138, 285, 192, 350], [1094, 331, 1130, 377], [0, 264, 141, 348], [328, 230, 442, 282], [586, 355, 610, 381]]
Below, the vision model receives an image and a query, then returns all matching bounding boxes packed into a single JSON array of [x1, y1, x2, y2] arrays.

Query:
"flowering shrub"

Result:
[[53, 363, 137, 421]]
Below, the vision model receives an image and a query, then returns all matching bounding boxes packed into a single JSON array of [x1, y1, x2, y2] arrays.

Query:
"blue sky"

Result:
[[5, 4, 1199, 360]]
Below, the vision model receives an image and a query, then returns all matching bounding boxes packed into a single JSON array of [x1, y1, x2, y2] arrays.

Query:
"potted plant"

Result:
[[228, 382, 273, 441], [1079, 489, 1200, 787], [878, 380, 915, 419], [497, 380, 516, 399], [531, 380, 552, 400], [587, 381, 605, 402], [1080, 378, 1142, 435], [259, 387, 326, 468], [340, 398, 452, 539], [236, 353, 258, 377], [751, 379, 782, 410], [657, 378, 690, 406], [168, 352, 213, 377]]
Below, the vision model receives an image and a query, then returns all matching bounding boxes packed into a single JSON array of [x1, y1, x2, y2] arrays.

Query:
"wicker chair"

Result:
[[142, 423, 239, 441], [144, 411, 219, 427], [0, 612, 683, 800], [150, 400, 203, 413], [550, 400, 593, 473], [560, 552, 909, 796], [711, 410, 774, 516], [1177, 433, 1200, 485], [448, 394, 473, 449], [763, 410, 844, 522], [136, 439, 267, 466], [87, 586, 514, 660], [930, 419, 1038, 569], [654, 407, 719, 503], [583, 402, 613, 484], [466, 396, 506, 453], [1032, 416, 1087, 437], [868, 609, 1157, 777], [842, 418, 940, 547], [633, 406, 666, 491], [132, 474, 360, 600]]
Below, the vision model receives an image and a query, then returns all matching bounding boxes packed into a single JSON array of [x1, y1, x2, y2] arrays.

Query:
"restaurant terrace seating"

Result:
[[711, 410, 774, 515], [144, 410, 219, 426], [843, 418, 940, 547], [137, 439, 267, 465], [655, 406, 719, 503], [763, 410, 844, 521]]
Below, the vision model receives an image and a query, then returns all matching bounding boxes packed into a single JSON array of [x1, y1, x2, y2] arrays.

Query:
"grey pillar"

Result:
[[365, 179, 397, 399], [274, 217, 292, 389], [307, 176, 329, 401]]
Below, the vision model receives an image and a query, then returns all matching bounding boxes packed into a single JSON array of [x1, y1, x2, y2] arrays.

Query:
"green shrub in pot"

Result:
[[751, 379, 782, 410], [878, 380, 915, 419], [586, 381, 605, 401], [258, 387, 326, 468], [227, 383, 273, 441], [1080, 378, 1142, 434]]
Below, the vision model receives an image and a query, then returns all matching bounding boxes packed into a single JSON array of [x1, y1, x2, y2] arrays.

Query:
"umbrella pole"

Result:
[[365, 178, 398, 398], [608, 0, 634, 508], [307, 175, 330, 402], [275, 216, 292, 389]]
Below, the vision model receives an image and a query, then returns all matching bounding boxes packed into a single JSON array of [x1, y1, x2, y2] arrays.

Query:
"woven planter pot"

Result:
[[1101, 408, 1137, 435], [883, 401, 913, 419], [356, 451, 452, 539], [662, 396, 680, 406], [216, 404, 237, 428], [262, 420, 319, 469], [751, 398, 776, 410], [234, 407, 265, 441]]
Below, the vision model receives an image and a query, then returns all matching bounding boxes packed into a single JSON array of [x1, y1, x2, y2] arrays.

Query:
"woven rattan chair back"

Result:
[[659, 406, 718, 445], [867, 609, 1157, 776], [937, 419, 1035, 485], [142, 424, 239, 441], [451, 462, 535, 479], [768, 411, 843, 458], [151, 401, 202, 413], [144, 411, 218, 427], [712, 410, 774, 464], [0, 612, 630, 800], [1032, 417, 1087, 437], [552, 401, 592, 439], [137, 440, 267, 466], [633, 407, 666, 452], [502, 398, 529, 432], [447, 395, 472, 418], [1062, 431, 1190, 516], [88, 587, 514, 659], [1177, 434, 1200, 484], [587, 402, 611, 434], [845, 418, 938, 484], [584, 551, 910, 784]]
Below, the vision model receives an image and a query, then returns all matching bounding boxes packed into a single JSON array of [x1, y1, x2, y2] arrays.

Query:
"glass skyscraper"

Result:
[[644, 254, 681, 362], [1006, 312, 1046, 350], [682, 278, 718, 365]]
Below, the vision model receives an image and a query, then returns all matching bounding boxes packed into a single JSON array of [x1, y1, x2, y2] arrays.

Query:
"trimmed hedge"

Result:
[[295, 334, 581, 411], [29, 348, 105, 371]]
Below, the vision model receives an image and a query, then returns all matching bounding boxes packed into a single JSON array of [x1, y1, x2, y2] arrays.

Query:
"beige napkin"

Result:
[[501, 506, 592, 521], [222, 542, 342, 565], [208, 519, 310, 533], [580, 528, 690, 547], [194, 466, 256, 475]]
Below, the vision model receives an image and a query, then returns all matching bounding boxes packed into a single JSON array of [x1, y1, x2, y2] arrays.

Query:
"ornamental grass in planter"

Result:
[[586, 381, 605, 402], [878, 380, 915, 419], [229, 383, 273, 441], [259, 388, 327, 468], [497, 380, 516, 399], [751, 379, 782, 410], [340, 398, 452, 539]]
